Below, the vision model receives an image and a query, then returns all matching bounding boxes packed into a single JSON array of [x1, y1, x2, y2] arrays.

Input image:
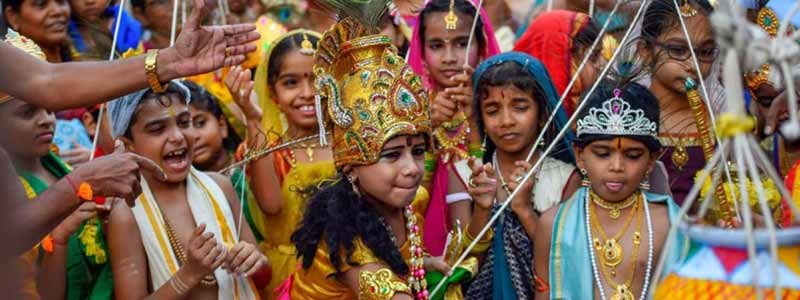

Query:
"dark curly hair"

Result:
[[291, 175, 409, 276]]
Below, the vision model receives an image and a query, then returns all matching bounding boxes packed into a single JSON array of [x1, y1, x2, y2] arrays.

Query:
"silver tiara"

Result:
[[576, 89, 658, 138]]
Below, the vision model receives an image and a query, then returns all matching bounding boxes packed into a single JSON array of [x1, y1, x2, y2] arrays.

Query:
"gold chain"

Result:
[[590, 190, 638, 220], [163, 219, 218, 286], [590, 192, 643, 300]]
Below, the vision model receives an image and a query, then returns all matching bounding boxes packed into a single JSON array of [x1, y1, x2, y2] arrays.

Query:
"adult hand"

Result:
[[224, 241, 268, 277], [160, 0, 260, 79], [506, 161, 535, 215], [224, 66, 261, 122], [184, 224, 227, 281], [59, 142, 92, 167], [466, 157, 497, 211], [69, 141, 165, 206]]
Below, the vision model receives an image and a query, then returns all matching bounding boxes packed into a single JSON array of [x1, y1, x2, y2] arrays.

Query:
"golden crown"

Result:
[[745, 63, 772, 91], [314, 17, 431, 169]]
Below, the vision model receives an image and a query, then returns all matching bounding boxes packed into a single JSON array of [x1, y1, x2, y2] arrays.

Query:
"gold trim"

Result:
[[139, 193, 179, 273]]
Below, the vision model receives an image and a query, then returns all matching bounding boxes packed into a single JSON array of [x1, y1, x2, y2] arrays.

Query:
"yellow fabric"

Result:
[[716, 113, 755, 138], [253, 29, 322, 143], [260, 160, 336, 298], [290, 188, 429, 299]]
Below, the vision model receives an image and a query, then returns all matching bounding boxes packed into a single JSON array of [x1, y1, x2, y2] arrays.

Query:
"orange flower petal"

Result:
[[78, 182, 93, 201]]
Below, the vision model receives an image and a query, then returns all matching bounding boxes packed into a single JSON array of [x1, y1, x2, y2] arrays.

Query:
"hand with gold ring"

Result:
[[467, 156, 497, 210], [506, 160, 535, 215]]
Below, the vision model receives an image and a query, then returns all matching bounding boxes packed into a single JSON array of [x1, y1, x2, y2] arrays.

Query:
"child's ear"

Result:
[[119, 136, 135, 152], [218, 116, 229, 139], [647, 149, 664, 174], [573, 145, 585, 170], [4, 7, 20, 31]]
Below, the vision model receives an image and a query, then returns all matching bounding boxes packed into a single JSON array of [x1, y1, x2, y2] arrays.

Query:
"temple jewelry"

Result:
[[745, 63, 772, 91], [590, 190, 637, 220], [756, 7, 779, 37], [576, 89, 658, 138], [679, 0, 698, 18], [358, 269, 410, 299], [581, 168, 591, 187], [444, 0, 458, 31], [300, 31, 315, 56]]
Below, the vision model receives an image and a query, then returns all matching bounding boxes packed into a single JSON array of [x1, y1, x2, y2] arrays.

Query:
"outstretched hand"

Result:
[[163, 0, 260, 78]]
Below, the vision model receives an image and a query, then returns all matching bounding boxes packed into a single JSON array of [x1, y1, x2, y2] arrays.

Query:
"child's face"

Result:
[[575, 138, 657, 202], [68, 0, 106, 22], [350, 134, 427, 209], [188, 105, 227, 168], [123, 95, 195, 183], [480, 84, 540, 155], [133, 0, 174, 33], [422, 11, 480, 88], [648, 14, 717, 95], [4, 0, 70, 49], [271, 50, 318, 131], [0, 99, 56, 160]]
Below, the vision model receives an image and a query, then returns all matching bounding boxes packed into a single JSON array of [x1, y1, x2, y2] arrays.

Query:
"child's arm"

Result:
[[225, 66, 287, 216], [36, 202, 99, 300], [342, 263, 414, 300], [533, 208, 557, 300], [109, 204, 224, 300]]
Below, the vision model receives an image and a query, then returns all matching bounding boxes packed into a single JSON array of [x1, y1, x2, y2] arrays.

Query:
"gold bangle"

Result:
[[170, 273, 190, 295], [145, 49, 168, 93], [464, 224, 493, 254]]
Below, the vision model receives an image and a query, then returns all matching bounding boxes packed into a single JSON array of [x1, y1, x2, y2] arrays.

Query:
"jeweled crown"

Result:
[[315, 16, 431, 169], [576, 89, 658, 138]]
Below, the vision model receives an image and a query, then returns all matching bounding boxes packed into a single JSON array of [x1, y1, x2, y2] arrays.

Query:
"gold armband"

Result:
[[358, 268, 409, 300]]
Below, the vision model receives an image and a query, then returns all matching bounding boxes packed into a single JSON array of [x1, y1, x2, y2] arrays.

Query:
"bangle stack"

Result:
[[463, 223, 493, 255], [169, 273, 190, 295]]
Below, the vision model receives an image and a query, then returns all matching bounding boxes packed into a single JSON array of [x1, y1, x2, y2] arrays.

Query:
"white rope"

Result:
[[589, 0, 595, 16], [170, 0, 179, 46], [733, 136, 763, 300], [524, 0, 623, 162], [776, 2, 800, 139], [89, 0, 128, 160], [429, 1, 650, 295], [462, 0, 484, 69]]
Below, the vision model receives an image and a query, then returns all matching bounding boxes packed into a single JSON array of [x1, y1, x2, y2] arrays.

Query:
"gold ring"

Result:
[[468, 177, 478, 188], [225, 48, 232, 56]]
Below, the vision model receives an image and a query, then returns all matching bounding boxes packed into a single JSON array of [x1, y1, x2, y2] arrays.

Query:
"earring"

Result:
[[481, 135, 487, 152], [347, 174, 361, 198], [639, 173, 651, 191], [580, 168, 590, 187]]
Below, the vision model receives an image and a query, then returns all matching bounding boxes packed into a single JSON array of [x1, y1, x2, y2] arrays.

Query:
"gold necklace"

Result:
[[164, 219, 218, 286], [589, 191, 639, 276], [590, 190, 637, 219], [590, 192, 643, 300]]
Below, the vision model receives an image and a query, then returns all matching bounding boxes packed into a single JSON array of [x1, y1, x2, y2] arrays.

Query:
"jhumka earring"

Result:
[[444, 0, 458, 31], [639, 173, 651, 191], [347, 174, 362, 198], [580, 168, 591, 186]]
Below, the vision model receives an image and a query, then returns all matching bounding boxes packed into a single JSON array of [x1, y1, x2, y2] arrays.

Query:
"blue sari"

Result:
[[68, 5, 142, 54]]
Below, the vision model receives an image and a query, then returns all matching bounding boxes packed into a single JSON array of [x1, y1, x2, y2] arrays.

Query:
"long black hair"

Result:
[[418, 0, 485, 54], [291, 175, 409, 276]]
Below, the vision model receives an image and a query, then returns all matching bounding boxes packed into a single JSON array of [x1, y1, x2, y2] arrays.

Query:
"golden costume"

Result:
[[276, 0, 433, 298], [244, 29, 337, 299]]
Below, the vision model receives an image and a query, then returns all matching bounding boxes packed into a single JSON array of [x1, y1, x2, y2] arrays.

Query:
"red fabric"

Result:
[[251, 264, 272, 291], [711, 246, 750, 274], [423, 159, 451, 256], [784, 160, 800, 227], [513, 10, 590, 116]]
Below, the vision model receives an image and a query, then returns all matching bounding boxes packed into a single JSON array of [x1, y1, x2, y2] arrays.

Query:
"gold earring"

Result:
[[347, 174, 361, 198], [580, 168, 590, 186]]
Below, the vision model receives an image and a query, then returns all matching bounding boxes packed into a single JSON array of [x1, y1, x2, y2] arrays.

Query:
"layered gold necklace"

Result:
[[589, 191, 643, 300]]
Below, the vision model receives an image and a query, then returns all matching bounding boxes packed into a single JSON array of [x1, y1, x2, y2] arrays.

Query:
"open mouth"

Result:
[[297, 104, 316, 117], [163, 148, 189, 173]]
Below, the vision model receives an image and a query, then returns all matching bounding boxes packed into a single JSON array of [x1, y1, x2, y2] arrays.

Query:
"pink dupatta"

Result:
[[407, 0, 501, 256]]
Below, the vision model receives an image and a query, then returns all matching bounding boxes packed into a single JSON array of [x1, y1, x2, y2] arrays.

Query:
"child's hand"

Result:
[[51, 202, 99, 246], [506, 161, 535, 215], [467, 156, 497, 211], [423, 256, 452, 276], [224, 241, 268, 277], [431, 91, 459, 128], [185, 224, 226, 281], [60, 142, 92, 167], [447, 66, 475, 118], [224, 66, 262, 122]]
